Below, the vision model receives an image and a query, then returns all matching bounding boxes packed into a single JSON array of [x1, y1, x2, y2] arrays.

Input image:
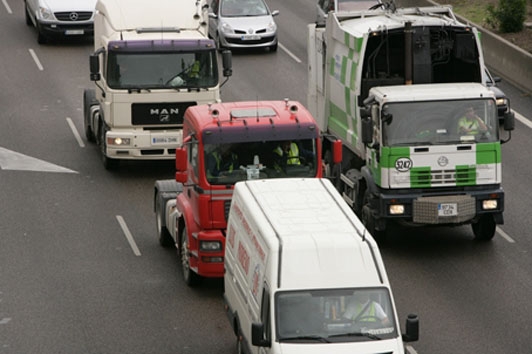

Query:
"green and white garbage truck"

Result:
[[307, 2, 515, 241]]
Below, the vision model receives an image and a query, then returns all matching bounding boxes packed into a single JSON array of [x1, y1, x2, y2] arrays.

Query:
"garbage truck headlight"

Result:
[[200, 241, 222, 251], [389, 204, 405, 215], [482, 199, 498, 210]]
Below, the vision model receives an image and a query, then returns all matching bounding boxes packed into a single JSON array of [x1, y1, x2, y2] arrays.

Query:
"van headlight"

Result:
[[200, 241, 222, 251]]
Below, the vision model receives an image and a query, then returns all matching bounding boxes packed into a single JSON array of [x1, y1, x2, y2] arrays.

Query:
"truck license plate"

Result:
[[438, 203, 457, 216], [152, 137, 178, 145], [65, 29, 84, 35]]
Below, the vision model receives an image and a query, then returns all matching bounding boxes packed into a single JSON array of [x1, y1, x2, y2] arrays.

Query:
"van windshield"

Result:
[[275, 288, 398, 343]]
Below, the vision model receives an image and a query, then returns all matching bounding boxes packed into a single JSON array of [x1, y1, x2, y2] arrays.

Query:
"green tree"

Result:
[[487, 0, 526, 33]]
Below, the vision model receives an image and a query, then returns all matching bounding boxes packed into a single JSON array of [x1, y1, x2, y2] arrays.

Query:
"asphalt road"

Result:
[[1, 0, 532, 353]]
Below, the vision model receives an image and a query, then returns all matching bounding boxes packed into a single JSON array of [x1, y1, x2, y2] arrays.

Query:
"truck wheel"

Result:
[[472, 215, 496, 241], [180, 226, 201, 286], [83, 90, 97, 143], [155, 200, 174, 248], [98, 125, 119, 170], [361, 191, 387, 243]]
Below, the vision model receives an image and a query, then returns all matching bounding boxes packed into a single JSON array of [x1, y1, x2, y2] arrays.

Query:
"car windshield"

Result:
[[106, 50, 218, 89], [221, 0, 268, 17], [381, 98, 499, 146], [275, 288, 397, 343], [204, 139, 318, 185]]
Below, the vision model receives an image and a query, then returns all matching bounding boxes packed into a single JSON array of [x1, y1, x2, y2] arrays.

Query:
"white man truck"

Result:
[[224, 177, 419, 354], [83, 0, 232, 169], [307, 2, 515, 241]]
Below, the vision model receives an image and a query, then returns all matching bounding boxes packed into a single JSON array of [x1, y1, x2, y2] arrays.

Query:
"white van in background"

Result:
[[223, 178, 418, 354]]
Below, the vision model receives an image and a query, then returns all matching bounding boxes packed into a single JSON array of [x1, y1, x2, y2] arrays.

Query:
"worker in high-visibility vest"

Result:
[[343, 292, 390, 325], [272, 141, 301, 172], [206, 145, 239, 179]]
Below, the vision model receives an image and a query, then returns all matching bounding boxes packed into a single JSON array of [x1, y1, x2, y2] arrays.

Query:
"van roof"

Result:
[[239, 178, 386, 289]]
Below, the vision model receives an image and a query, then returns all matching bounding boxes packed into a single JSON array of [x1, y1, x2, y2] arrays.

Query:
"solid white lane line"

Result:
[[514, 110, 532, 129], [497, 227, 516, 243], [279, 42, 302, 63], [116, 215, 142, 256], [28, 49, 44, 71], [2, 0, 12, 14], [66, 117, 85, 148]]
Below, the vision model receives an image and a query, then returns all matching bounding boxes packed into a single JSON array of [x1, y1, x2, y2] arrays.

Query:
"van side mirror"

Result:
[[251, 323, 271, 347], [402, 314, 419, 342], [89, 54, 101, 81]]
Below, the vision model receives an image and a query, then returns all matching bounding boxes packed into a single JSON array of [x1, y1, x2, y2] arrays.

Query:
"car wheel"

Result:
[[216, 33, 225, 49], [37, 30, 47, 44], [180, 225, 201, 286], [25, 3, 33, 26], [269, 43, 278, 52]]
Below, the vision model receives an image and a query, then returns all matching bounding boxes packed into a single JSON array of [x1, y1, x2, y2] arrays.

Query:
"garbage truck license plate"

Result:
[[438, 203, 457, 216]]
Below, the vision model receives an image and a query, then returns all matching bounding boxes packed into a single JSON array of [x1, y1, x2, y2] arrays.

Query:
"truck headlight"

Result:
[[496, 98, 507, 106], [200, 241, 222, 251], [107, 137, 131, 146], [482, 200, 498, 210], [389, 204, 405, 215]]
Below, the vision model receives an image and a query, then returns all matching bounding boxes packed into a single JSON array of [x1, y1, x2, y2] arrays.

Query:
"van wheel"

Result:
[[155, 200, 174, 248], [472, 215, 496, 241], [180, 226, 201, 286]]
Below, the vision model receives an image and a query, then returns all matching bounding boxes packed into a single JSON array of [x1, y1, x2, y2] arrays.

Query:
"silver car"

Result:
[[24, 0, 96, 44], [316, 0, 382, 25], [208, 0, 279, 52]]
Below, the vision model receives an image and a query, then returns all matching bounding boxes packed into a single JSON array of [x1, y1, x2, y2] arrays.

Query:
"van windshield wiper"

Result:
[[279, 335, 331, 343], [328, 331, 382, 340]]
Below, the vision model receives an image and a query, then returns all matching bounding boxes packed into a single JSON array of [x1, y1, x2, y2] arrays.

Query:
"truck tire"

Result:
[[361, 191, 387, 243], [98, 124, 119, 170], [83, 89, 97, 143], [155, 200, 174, 248], [179, 225, 201, 286], [472, 215, 496, 241]]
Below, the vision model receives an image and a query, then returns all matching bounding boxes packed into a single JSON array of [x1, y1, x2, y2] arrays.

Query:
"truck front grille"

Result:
[[413, 195, 476, 224], [411, 166, 476, 187]]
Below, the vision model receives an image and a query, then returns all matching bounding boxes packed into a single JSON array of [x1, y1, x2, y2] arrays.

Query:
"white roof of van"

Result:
[[240, 178, 385, 289], [96, 0, 205, 31]]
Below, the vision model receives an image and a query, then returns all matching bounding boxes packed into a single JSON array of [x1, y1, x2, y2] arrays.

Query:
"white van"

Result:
[[223, 178, 418, 354]]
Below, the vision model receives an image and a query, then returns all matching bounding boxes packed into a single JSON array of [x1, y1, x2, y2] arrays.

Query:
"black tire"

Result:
[[180, 225, 201, 286], [98, 123, 119, 170], [25, 3, 32, 26], [472, 215, 496, 241], [37, 27, 47, 44], [269, 43, 278, 52], [155, 198, 174, 248], [83, 90, 97, 143], [361, 190, 387, 243]]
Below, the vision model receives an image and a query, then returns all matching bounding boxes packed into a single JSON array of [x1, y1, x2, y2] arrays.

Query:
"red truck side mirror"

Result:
[[175, 148, 187, 183]]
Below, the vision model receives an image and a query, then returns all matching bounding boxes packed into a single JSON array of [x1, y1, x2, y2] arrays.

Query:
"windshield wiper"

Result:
[[328, 331, 382, 340], [279, 335, 331, 343]]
